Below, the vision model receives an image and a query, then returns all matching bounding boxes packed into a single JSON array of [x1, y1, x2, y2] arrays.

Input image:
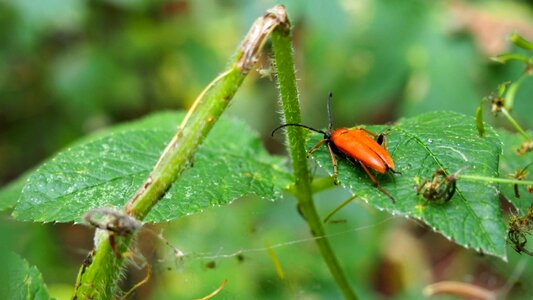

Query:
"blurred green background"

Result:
[[1, 0, 533, 299]]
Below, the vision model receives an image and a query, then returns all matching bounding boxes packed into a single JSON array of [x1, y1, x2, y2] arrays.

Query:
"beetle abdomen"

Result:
[[331, 129, 395, 174]]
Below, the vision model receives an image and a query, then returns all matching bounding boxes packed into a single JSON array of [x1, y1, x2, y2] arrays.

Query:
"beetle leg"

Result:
[[416, 179, 428, 195], [514, 183, 520, 198], [326, 143, 339, 184], [307, 139, 327, 157], [372, 133, 402, 175], [358, 161, 396, 203], [365, 130, 401, 174], [359, 127, 379, 138], [360, 128, 389, 149], [377, 133, 387, 148], [444, 177, 457, 202], [109, 234, 121, 258]]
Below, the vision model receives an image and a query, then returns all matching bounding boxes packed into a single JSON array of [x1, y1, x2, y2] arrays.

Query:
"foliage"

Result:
[[0, 251, 51, 300], [1, 1, 533, 299], [308, 111, 505, 257], [12, 112, 291, 223], [498, 129, 533, 213]]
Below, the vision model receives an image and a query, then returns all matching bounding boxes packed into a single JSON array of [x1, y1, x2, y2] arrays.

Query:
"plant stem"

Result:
[[285, 176, 337, 196], [458, 174, 533, 186], [271, 20, 358, 300], [323, 195, 358, 224], [73, 6, 289, 299], [123, 68, 241, 220], [500, 108, 531, 142], [504, 73, 527, 111]]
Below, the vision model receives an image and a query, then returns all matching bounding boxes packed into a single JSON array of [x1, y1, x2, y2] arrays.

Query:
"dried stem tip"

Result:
[[237, 5, 289, 73]]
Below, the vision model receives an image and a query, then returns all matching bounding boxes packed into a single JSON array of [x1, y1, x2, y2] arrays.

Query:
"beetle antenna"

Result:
[[327, 92, 333, 131], [271, 123, 327, 137]]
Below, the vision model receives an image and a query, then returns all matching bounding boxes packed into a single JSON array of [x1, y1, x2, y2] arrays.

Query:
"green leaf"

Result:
[[491, 53, 530, 64], [0, 173, 29, 212], [0, 252, 51, 300], [0, 109, 198, 211], [504, 76, 527, 111], [498, 81, 511, 97], [0, 116, 166, 212], [308, 111, 507, 258], [13, 111, 292, 223], [498, 129, 533, 214], [510, 33, 533, 50]]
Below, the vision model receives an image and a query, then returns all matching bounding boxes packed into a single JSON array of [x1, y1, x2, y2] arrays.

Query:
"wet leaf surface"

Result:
[[12, 112, 292, 223], [308, 111, 506, 258]]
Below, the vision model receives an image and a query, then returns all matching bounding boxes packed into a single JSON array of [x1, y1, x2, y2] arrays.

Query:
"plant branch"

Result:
[[271, 19, 358, 300], [501, 108, 531, 142], [73, 6, 289, 299], [503, 73, 528, 111], [423, 281, 496, 299], [285, 176, 337, 196], [458, 174, 533, 185], [323, 195, 358, 224]]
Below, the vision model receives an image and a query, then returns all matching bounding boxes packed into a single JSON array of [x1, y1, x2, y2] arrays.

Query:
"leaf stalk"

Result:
[[458, 174, 533, 186], [500, 108, 531, 142]]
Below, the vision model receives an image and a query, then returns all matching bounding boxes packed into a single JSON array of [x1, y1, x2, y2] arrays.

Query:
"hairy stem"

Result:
[[271, 20, 358, 300], [73, 6, 289, 299]]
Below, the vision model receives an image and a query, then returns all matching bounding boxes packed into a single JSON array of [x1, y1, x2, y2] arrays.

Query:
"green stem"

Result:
[[458, 175, 533, 185], [73, 6, 289, 299], [504, 73, 527, 110], [510, 32, 533, 50], [323, 195, 358, 224], [271, 21, 358, 300], [501, 108, 531, 141], [491, 53, 531, 64], [311, 176, 337, 193], [127, 68, 243, 220], [74, 68, 245, 299], [285, 176, 337, 196]]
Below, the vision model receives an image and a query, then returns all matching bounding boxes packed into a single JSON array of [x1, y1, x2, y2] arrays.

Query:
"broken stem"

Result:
[[73, 6, 289, 299]]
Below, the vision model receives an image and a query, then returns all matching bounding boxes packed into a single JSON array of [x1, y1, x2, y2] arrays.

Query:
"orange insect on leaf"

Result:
[[272, 92, 398, 203]]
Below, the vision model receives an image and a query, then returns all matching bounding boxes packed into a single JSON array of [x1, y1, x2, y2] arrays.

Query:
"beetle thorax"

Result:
[[330, 128, 350, 140]]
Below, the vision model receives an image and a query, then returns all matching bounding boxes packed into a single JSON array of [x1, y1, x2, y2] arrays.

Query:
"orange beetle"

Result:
[[272, 93, 397, 202]]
